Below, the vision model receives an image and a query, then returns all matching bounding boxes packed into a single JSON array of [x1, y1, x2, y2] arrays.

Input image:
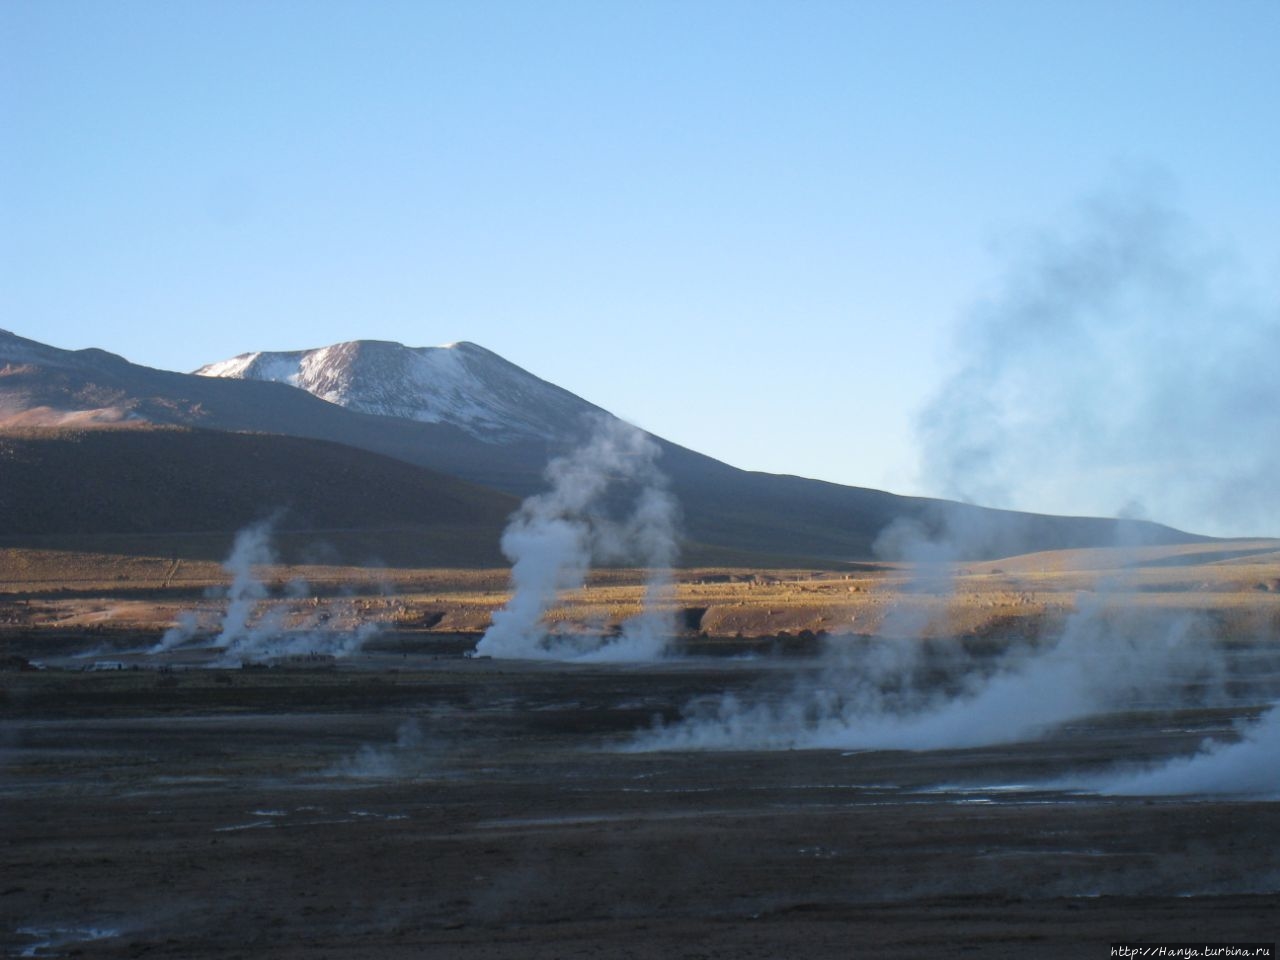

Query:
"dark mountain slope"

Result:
[[0, 329, 552, 492], [194, 336, 1205, 558], [0, 426, 517, 565], [0, 329, 1206, 562]]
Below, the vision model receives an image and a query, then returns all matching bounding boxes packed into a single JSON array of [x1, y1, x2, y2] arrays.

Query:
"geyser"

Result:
[[152, 518, 383, 662], [1080, 702, 1280, 797], [474, 416, 679, 661], [629, 597, 1223, 753]]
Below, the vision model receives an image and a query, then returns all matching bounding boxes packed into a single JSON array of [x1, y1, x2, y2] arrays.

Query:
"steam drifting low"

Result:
[[474, 416, 679, 661], [1072, 704, 1280, 798], [630, 597, 1225, 753]]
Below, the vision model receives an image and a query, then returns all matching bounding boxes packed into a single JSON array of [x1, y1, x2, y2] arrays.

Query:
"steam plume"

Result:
[[149, 518, 276, 654], [152, 518, 382, 661], [634, 489, 1225, 753], [628, 181, 1270, 795], [215, 517, 278, 649], [474, 417, 679, 661], [631, 598, 1221, 752], [1087, 704, 1280, 797], [150, 610, 203, 654], [919, 180, 1280, 537], [330, 719, 432, 779]]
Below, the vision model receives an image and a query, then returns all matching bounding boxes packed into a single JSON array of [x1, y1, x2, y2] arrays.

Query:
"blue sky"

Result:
[[3, 1, 1278, 530]]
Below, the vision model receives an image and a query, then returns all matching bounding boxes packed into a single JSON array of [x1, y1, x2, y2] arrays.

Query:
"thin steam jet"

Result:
[[474, 416, 679, 661], [150, 518, 276, 653], [216, 517, 279, 651]]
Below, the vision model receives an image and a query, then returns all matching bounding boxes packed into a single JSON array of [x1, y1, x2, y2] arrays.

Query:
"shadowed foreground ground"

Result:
[[3, 639, 1278, 959]]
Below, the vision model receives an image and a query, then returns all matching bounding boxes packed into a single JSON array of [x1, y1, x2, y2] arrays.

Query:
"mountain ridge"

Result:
[[195, 339, 604, 443], [0, 328, 1207, 563]]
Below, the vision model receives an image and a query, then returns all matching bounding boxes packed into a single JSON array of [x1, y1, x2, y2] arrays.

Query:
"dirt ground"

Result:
[[3, 628, 1278, 959]]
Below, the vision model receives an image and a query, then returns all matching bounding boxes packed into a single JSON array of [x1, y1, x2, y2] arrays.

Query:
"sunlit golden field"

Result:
[[3, 538, 1278, 644]]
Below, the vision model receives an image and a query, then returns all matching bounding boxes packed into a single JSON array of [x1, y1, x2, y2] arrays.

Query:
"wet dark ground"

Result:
[[2, 635, 1278, 958]]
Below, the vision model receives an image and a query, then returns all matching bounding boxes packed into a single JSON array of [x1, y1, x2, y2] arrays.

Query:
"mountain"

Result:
[[0, 329, 1205, 564], [0, 328, 549, 494], [195, 340, 600, 443], [0, 425, 516, 565]]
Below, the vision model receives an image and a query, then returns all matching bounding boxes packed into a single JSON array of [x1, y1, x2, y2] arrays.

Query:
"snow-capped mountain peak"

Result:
[[194, 339, 603, 442]]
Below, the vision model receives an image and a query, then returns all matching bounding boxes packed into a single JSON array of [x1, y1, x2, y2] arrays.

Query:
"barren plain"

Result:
[[3, 541, 1279, 958]]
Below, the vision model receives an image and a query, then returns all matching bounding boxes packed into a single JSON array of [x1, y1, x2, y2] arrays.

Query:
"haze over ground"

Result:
[[3, 0, 1278, 534]]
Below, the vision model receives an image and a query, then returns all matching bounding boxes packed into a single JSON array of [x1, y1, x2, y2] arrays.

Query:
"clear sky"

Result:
[[3, 1, 1278, 532]]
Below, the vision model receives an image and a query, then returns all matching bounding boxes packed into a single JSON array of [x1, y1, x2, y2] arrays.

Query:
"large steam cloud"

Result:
[[630, 597, 1223, 753], [919, 183, 1280, 538], [474, 416, 679, 661], [630, 183, 1279, 786]]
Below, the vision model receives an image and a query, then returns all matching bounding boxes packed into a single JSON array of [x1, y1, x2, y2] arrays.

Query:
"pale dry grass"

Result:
[[3, 539, 1279, 640]]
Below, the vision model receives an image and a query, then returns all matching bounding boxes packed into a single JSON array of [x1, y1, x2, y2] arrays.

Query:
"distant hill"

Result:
[[0, 329, 1207, 563], [0, 425, 517, 565]]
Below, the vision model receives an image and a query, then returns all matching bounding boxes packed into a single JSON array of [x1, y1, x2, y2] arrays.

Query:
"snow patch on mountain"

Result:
[[195, 339, 603, 443], [196, 352, 303, 385]]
